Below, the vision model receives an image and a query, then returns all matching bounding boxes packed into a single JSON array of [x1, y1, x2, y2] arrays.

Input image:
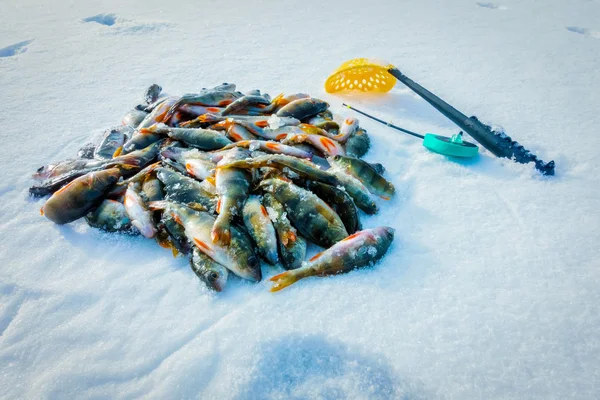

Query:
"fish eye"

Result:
[[209, 271, 219, 281]]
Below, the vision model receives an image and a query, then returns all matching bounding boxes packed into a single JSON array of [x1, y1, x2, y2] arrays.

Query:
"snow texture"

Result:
[[1, 0, 600, 398]]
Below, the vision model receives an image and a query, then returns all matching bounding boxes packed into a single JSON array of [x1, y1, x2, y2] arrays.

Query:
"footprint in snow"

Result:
[[565, 26, 600, 39], [0, 39, 34, 58], [82, 13, 170, 34], [476, 2, 507, 10]]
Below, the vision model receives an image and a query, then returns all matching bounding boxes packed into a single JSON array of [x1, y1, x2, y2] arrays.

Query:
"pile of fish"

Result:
[[31, 83, 396, 292]]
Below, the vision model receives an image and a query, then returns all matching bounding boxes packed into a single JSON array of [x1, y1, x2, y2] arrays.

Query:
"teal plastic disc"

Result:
[[422, 133, 479, 158]]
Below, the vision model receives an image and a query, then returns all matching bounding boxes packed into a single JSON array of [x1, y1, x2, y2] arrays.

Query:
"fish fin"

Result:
[[112, 146, 123, 158], [275, 133, 288, 141], [40, 207, 44, 216], [187, 202, 208, 212], [309, 251, 323, 262], [156, 235, 179, 257], [269, 270, 300, 292], [211, 217, 231, 245]]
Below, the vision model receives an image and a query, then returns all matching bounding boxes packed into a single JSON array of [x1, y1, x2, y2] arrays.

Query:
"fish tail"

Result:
[[269, 270, 301, 292]]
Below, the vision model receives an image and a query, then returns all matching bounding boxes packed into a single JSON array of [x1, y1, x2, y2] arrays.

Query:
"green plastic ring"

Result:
[[422, 133, 479, 158]]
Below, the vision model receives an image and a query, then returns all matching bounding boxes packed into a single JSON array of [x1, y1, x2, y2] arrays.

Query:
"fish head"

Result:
[[202, 267, 228, 292], [245, 254, 262, 282], [33, 165, 51, 180], [374, 226, 395, 242]]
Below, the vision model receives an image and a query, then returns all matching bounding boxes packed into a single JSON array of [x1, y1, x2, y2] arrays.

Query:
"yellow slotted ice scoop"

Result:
[[324, 58, 397, 93]]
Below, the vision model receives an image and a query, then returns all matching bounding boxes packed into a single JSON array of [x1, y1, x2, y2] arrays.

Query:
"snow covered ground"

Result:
[[1, 0, 599, 398]]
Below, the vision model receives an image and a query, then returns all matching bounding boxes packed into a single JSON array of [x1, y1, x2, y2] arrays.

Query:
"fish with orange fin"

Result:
[[305, 113, 339, 132], [149, 201, 261, 282], [162, 90, 243, 123], [221, 95, 272, 116], [262, 193, 306, 270], [332, 117, 359, 143], [137, 96, 179, 129], [259, 177, 348, 248], [270, 227, 394, 292], [190, 247, 229, 292], [276, 97, 329, 120], [212, 148, 252, 245], [329, 155, 395, 200], [220, 140, 313, 160], [124, 182, 157, 238], [282, 134, 345, 157], [158, 146, 216, 181], [41, 168, 121, 224], [216, 154, 339, 186], [242, 195, 279, 265]]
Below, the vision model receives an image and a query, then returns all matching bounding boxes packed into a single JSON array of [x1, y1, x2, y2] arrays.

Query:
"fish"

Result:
[[276, 97, 329, 120], [30, 169, 89, 198], [162, 91, 244, 123], [34, 158, 113, 181], [300, 180, 361, 234], [329, 155, 395, 200], [221, 95, 272, 116], [85, 199, 133, 232], [141, 172, 164, 202], [328, 167, 378, 214], [137, 96, 179, 129], [296, 124, 340, 140], [332, 117, 358, 143], [269, 227, 394, 292], [190, 247, 229, 292], [212, 148, 252, 245], [143, 84, 162, 105], [220, 140, 313, 160], [282, 134, 345, 156], [121, 128, 163, 155], [164, 127, 232, 150], [159, 146, 216, 181], [305, 113, 339, 131], [259, 177, 348, 248], [149, 201, 261, 281], [155, 167, 217, 212], [226, 124, 258, 142], [122, 108, 149, 129], [124, 182, 157, 238], [178, 104, 225, 118], [242, 195, 279, 264], [217, 154, 339, 186], [111, 140, 164, 172], [262, 193, 306, 270], [344, 127, 370, 158], [160, 213, 191, 255], [95, 126, 132, 159], [271, 93, 310, 112], [41, 168, 121, 224]]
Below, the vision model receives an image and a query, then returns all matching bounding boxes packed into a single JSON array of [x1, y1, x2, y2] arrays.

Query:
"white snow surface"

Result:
[[1, 0, 600, 398]]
